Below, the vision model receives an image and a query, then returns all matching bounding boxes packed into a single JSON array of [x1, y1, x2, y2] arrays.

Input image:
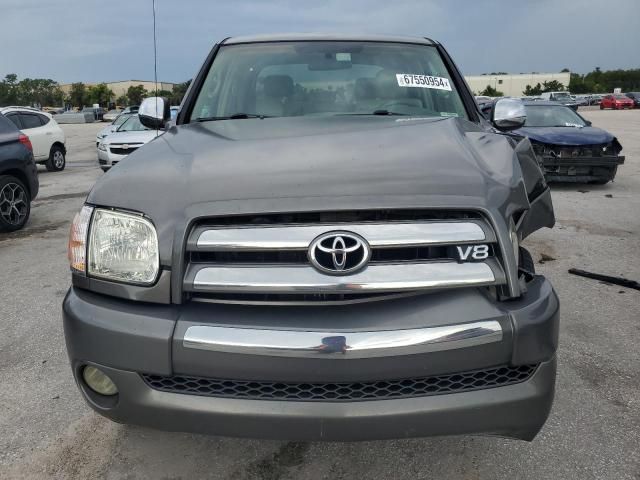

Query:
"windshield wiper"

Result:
[[337, 110, 409, 116], [372, 110, 408, 116], [194, 113, 271, 122]]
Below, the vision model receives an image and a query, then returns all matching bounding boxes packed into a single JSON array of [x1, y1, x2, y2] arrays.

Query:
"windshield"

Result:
[[112, 113, 131, 126], [614, 94, 628, 100], [117, 115, 150, 132], [552, 92, 571, 100], [524, 105, 587, 127], [191, 42, 467, 120]]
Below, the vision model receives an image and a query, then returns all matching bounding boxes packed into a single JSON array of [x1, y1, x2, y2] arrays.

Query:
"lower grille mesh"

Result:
[[109, 147, 139, 155], [141, 364, 537, 402]]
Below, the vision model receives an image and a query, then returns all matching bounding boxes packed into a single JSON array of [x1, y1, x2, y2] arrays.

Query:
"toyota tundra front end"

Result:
[[63, 34, 559, 441]]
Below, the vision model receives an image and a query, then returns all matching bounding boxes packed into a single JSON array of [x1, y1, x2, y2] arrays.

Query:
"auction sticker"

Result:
[[396, 74, 452, 91]]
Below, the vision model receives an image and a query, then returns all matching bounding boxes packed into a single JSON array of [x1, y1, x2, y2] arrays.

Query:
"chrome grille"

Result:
[[183, 211, 506, 303]]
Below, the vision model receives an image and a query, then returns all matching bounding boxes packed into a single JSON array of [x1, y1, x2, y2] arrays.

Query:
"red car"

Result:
[[600, 94, 635, 110]]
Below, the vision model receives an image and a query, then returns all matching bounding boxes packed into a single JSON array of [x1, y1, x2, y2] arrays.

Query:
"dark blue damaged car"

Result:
[[513, 102, 625, 184]]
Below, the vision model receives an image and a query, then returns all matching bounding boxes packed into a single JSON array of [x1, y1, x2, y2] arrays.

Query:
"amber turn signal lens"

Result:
[[68, 205, 93, 273]]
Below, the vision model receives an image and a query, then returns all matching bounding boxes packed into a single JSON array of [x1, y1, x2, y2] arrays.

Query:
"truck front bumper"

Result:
[[63, 276, 559, 441]]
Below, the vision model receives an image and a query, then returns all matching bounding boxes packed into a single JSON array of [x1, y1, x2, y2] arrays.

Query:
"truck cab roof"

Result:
[[222, 33, 437, 46]]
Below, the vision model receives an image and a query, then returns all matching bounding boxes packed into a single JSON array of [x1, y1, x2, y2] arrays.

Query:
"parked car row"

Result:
[[520, 92, 640, 108]]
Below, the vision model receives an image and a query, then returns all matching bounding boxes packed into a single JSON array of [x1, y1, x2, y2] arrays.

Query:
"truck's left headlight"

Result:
[[68, 206, 159, 285], [88, 209, 159, 284]]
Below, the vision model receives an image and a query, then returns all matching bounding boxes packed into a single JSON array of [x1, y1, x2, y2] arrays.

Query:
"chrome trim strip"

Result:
[[194, 222, 489, 251], [183, 320, 503, 358], [187, 261, 501, 294]]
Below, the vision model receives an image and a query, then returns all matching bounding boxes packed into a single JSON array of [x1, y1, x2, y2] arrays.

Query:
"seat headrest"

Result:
[[263, 75, 294, 98], [354, 78, 376, 100], [374, 70, 407, 100]]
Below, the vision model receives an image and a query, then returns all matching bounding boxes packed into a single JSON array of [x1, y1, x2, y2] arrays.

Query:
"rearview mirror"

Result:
[[491, 98, 526, 131], [139, 97, 170, 129]]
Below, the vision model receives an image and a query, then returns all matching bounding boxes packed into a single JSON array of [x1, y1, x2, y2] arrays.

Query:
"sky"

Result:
[[1, 0, 638, 84]]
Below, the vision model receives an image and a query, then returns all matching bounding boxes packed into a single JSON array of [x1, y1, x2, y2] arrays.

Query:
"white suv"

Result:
[[0, 107, 67, 171]]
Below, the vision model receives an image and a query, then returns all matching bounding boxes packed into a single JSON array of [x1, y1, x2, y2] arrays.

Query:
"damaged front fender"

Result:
[[511, 135, 555, 239]]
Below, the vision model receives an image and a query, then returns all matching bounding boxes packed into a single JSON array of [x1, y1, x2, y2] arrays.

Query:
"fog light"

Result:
[[82, 366, 118, 396]]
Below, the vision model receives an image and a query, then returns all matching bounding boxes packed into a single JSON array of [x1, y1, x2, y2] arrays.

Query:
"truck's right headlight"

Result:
[[69, 206, 159, 285]]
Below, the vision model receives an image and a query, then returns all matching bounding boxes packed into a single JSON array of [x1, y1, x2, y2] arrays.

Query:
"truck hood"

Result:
[[88, 116, 531, 264], [514, 126, 614, 146]]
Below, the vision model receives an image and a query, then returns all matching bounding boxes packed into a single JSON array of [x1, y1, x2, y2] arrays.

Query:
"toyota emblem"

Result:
[[308, 231, 371, 275]]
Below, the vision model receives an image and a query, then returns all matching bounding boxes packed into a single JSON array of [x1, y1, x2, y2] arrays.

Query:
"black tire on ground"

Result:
[[599, 104, 604, 110], [518, 246, 535, 275], [590, 177, 611, 185], [0, 175, 31, 232], [100, 167, 109, 172], [46, 145, 66, 172]]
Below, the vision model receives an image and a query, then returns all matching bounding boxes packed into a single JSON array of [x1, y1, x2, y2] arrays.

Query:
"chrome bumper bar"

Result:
[[184, 260, 504, 294], [183, 320, 503, 358]]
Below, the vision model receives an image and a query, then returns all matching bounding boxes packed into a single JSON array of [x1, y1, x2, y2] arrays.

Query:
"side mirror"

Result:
[[491, 98, 526, 131], [585, 120, 592, 126], [139, 97, 170, 129]]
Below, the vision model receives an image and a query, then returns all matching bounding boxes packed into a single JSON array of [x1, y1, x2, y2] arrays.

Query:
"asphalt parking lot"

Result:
[[1, 109, 639, 479]]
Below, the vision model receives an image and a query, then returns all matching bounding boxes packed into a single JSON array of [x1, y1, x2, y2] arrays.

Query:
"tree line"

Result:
[[0, 74, 191, 108], [568, 68, 640, 94], [0, 74, 65, 107]]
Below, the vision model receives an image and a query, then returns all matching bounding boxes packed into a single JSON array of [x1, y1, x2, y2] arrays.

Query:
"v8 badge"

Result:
[[456, 244, 490, 261]]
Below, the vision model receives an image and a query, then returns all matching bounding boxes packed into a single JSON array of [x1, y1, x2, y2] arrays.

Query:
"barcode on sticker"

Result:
[[396, 74, 452, 91]]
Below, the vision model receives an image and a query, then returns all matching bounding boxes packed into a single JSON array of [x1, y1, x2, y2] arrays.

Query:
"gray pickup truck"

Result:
[[63, 34, 559, 441]]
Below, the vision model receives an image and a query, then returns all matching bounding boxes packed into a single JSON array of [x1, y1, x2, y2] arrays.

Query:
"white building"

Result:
[[464, 73, 571, 97]]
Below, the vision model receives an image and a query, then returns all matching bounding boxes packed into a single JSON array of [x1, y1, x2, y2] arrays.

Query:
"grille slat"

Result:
[[142, 364, 537, 402]]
